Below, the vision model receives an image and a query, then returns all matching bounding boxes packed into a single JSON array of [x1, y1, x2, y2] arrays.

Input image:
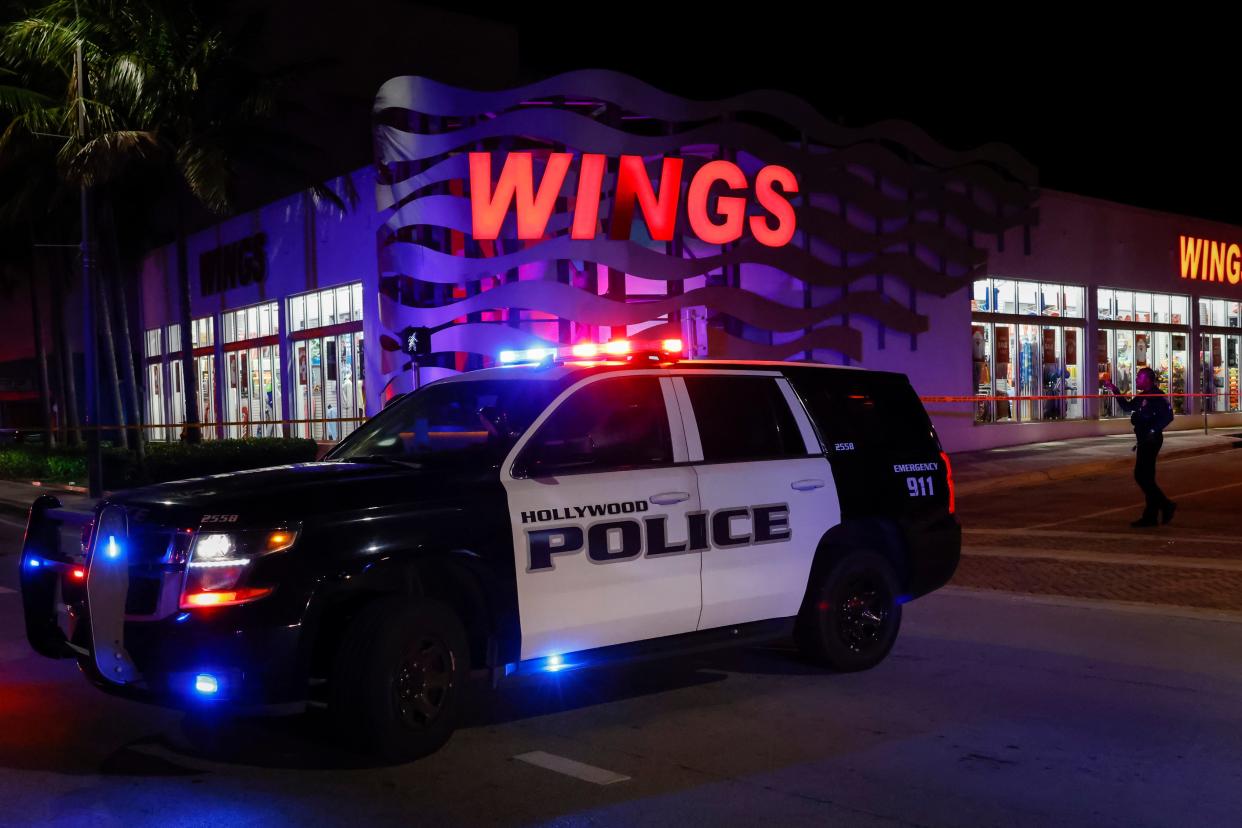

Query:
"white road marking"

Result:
[[964, 527, 1242, 546], [963, 546, 1242, 571], [1022, 479, 1242, 530], [0, 517, 27, 529], [0, 586, 15, 594], [514, 751, 630, 785]]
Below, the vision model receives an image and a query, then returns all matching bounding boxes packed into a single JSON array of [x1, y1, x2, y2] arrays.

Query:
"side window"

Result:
[[517, 377, 672, 476], [796, 374, 937, 456], [684, 375, 805, 463]]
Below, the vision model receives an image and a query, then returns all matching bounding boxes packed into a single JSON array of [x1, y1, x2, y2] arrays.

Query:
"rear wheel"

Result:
[[796, 550, 902, 672], [330, 597, 469, 762]]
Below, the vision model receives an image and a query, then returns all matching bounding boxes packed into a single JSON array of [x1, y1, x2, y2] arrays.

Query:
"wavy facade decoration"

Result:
[[372, 70, 1037, 397]]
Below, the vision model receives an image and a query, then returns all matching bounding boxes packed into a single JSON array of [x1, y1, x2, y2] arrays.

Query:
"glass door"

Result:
[[146, 362, 167, 441], [195, 354, 216, 439]]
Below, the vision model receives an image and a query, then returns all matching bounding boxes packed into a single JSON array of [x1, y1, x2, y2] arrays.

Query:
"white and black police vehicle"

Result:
[[20, 339, 959, 760]]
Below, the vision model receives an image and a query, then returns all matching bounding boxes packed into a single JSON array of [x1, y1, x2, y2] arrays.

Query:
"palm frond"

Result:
[[0, 83, 56, 117], [62, 128, 158, 185], [176, 140, 231, 213]]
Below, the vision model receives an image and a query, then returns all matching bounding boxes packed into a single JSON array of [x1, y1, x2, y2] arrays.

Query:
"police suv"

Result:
[[20, 342, 960, 760]]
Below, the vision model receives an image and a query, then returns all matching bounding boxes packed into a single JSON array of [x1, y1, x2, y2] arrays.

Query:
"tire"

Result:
[[330, 596, 469, 762], [795, 550, 902, 672]]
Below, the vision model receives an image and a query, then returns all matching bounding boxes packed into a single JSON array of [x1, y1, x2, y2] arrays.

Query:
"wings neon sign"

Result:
[[469, 152, 799, 247], [1180, 234, 1242, 285]]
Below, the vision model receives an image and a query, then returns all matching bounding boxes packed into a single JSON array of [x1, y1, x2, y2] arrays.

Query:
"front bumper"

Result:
[[19, 495, 312, 712]]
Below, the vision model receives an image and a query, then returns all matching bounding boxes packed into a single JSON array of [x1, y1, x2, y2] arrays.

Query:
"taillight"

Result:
[[940, 451, 956, 514]]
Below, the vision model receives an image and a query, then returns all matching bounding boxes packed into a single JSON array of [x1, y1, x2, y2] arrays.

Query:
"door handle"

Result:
[[791, 479, 826, 491], [650, 491, 691, 505]]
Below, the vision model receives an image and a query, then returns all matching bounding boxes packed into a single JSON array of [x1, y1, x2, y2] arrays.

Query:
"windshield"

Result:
[[328, 378, 560, 467]]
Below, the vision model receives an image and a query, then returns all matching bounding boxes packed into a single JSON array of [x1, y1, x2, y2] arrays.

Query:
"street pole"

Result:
[[75, 32, 102, 498]]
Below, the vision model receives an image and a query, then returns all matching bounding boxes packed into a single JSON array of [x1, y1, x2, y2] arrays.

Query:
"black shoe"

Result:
[[1162, 502, 1177, 525], [1131, 516, 1159, 528]]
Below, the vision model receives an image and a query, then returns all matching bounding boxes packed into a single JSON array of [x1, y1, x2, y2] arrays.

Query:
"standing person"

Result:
[[1102, 367, 1176, 527]]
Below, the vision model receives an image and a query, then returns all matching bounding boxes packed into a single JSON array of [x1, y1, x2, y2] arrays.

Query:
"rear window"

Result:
[[794, 372, 937, 455], [684, 375, 806, 463]]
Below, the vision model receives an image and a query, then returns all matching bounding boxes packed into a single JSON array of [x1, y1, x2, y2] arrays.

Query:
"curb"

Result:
[[955, 440, 1239, 498], [0, 481, 95, 520]]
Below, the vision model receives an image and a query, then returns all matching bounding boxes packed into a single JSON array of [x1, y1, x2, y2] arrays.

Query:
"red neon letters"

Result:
[[469, 152, 798, 247]]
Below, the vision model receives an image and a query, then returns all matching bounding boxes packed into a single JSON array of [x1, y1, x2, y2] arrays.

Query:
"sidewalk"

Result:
[[952, 427, 1242, 497], [0, 479, 95, 519], [1, 429, 1238, 516]]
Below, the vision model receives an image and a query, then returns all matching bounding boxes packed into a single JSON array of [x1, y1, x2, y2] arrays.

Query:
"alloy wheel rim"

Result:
[[394, 636, 453, 728], [836, 576, 891, 654]]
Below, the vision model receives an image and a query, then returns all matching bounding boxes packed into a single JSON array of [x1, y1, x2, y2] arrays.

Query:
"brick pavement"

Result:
[[952, 553, 1242, 612]]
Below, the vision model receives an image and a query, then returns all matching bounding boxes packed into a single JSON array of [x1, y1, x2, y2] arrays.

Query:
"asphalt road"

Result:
[[2, 456, 1242, 827]]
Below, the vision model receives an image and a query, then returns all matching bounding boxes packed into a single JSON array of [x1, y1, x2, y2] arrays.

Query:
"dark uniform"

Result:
[[1114, 386, 1175, 524]]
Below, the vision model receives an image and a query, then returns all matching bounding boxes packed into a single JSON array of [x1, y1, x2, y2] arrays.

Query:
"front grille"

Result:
[[126, 526, 174, 565], [125, 575, 163, 615]]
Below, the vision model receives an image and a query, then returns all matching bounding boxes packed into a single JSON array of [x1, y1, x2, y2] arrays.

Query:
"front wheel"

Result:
[[795, 550, 902, 672], [330, 597, 469, 762]]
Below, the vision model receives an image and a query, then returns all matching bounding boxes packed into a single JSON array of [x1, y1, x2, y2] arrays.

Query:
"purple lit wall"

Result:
[[370, 71, 1038, 448]]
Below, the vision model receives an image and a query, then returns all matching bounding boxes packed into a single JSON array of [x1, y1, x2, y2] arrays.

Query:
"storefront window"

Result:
[[1199, 297, 1241, 329], [1172, 296, 1189, 325], [1153, 293, 1171, 324], [1197, 297, 1241, 413], [1116, 291, 1134, 322], [164, 318, 216, 439], [1096, 289, 1191, 417], [1017, 282, 1038, 315], [144, 329, 161, 358], [1064, 286, 1084, 318], [1197, 333, 1240, 413], [994, 279, 1016, 314], [972, 278, 1085, 423], [1039, 283, 1060, 315], [143, 328, 167, 441], [1100, 329, 1190, 416], [288, 283, 366, 442], [220, 302, 282, 438]]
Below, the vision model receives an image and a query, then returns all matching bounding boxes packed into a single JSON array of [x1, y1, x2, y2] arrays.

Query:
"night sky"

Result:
[[253, 3, 1239, 226], [504, 11, 1236, 224]]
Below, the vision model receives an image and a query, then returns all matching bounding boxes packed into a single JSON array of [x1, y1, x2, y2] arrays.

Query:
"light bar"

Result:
[[498, 337, 687, 366], [499, 347, 556, 365], [601, 340, 631, 356]]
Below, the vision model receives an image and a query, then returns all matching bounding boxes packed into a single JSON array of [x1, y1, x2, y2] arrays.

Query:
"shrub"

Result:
[[0, 438, 319, 490], [140, 438, 319, 485]]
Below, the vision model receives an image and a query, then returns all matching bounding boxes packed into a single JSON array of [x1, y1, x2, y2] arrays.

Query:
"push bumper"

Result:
[[19, 494, 311, 712]]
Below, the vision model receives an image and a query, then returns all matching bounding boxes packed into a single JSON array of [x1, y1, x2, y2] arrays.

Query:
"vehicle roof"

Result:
[[432, 358, 885, 387]]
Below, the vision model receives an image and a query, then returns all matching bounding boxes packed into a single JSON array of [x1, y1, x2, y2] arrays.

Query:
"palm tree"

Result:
[[4, 1, 348, 444], [0, 64, 75, 445]]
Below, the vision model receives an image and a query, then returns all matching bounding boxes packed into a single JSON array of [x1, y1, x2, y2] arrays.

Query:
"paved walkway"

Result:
[[0, 479, 94, 519], [1, 428, 1237, 517], [951, 426, 1242, 496]]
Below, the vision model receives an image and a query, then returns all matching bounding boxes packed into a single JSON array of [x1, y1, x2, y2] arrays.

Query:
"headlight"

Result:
[[180, 526, 299, 609]]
